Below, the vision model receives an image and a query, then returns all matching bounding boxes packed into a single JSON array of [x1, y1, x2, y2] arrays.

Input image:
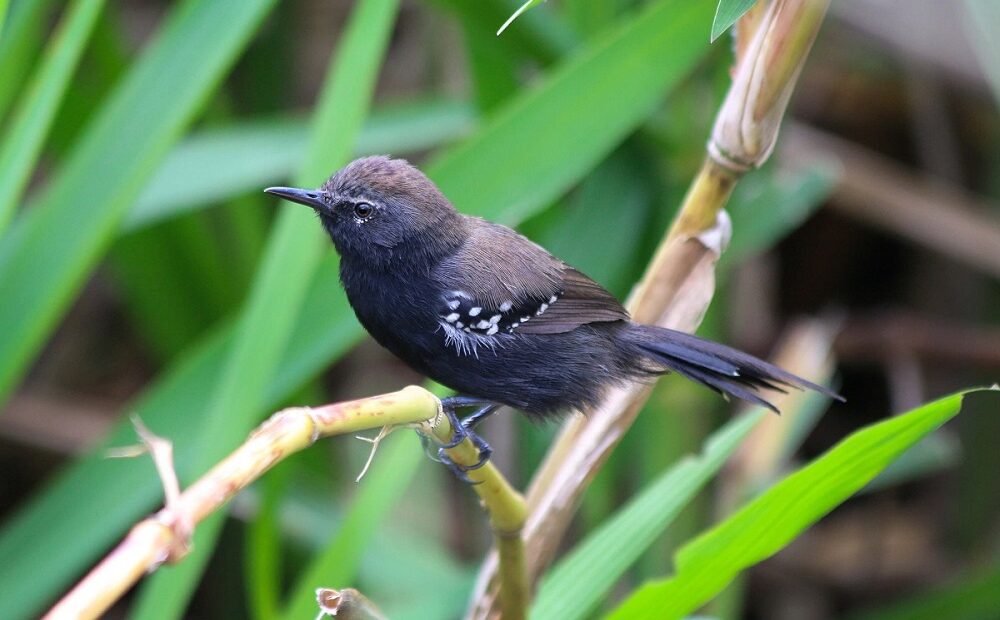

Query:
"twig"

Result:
[[45, 387, 439, 620], [46, 383, 530, 620]]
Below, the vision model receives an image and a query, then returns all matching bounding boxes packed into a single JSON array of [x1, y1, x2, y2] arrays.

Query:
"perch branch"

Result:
[[44, 385, 528, 620]]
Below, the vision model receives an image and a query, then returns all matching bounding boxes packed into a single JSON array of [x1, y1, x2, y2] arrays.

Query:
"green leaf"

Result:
[[531, 409, 767, 620], [862, 431, 960, 493], [497, 0, 545, 36], [245, 468, 287, 620], [0, 1, 10, 51], [606, 389, 994, 620], [124, 99, 475, 232], [0, 0, 58, 121], [429, 0, 573, 64], [129, 0, 402, 617], [429, 0, 713, 224], [710, 0, 756, 42], [0, 0, 105, 232], [0, 1, 714, 616], [0, 0, 279, 403]]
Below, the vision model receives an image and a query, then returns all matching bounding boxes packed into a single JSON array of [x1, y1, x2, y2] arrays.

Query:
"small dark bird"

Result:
[[266, 156, 839, 479]]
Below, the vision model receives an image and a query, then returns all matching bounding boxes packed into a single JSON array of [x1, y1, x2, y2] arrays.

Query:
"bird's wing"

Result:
[[433, 220, 629, 336]]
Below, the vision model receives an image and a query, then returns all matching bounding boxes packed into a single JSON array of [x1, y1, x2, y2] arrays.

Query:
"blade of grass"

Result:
[[112, 205, 262, 361], [607, 388, 996, 620], [129, 0, 402, 617], [125, 99, 475, 232], [109, 220, 222, 360], [0, 2, 713, 615], [0, 0, 105, 232], [0, 0, 58, 121], [711, 0, 756, 42], [0, 0, 10, 44], [44, 1, 130, 157], [0, 0, 278, 404], [245, 465, 287, 620], [427, 0, 574, 65], [530, 409, 767, 620]]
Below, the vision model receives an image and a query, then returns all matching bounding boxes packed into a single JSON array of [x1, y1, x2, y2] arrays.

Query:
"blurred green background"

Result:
[[0, 0, 998, 618]]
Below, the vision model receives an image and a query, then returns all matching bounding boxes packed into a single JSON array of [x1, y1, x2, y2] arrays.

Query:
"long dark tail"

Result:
[[624, 324, 842, 412]]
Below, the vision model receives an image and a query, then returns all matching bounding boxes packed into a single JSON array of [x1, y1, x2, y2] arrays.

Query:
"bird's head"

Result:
[[265, 156, 464, 269]]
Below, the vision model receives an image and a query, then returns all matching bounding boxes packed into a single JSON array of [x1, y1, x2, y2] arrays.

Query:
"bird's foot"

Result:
[[434, 397, 500, 483]]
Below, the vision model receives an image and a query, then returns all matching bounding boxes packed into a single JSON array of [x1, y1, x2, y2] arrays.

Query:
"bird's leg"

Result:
[[435, 396, 501, 482]]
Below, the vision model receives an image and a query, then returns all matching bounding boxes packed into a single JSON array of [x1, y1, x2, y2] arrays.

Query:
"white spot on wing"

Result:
[[445, 313, 459, 323], [469, 307, 482, 317], [500, 301, 513, 311], [447, 299, 460, 310]]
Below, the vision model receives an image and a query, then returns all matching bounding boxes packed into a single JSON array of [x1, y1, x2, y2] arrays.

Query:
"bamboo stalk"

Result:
[[44, 386, 529, 620]]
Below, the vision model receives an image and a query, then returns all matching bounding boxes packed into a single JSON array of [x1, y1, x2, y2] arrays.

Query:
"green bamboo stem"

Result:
[[44, 386, 529, 620]]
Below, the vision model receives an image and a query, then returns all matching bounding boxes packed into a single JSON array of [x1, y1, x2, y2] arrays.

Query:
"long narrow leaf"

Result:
[[0, 0, 10, 44], [0, 0, 278, 403], [0, 0, 58, 120], [0, 0, 105, 232], [711, 0, 756, 41], [531, 410, 767, 620], [607, 389, 994, 620]]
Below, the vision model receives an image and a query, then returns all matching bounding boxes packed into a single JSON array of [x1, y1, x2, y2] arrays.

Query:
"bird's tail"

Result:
[[624, 324, 842, 413]]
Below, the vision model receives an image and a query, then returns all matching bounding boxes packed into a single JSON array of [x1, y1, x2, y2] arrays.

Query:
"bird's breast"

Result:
[[340, 265, 441, 354]]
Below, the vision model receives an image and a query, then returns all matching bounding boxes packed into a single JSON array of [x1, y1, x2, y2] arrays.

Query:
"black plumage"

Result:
[[266, 156, 840, 474]]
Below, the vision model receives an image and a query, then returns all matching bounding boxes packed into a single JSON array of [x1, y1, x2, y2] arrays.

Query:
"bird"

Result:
[[265, 156, 840, 480]]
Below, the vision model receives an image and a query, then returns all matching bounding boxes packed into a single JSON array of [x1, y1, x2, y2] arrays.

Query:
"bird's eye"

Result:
[[353, 202, 374, 219]]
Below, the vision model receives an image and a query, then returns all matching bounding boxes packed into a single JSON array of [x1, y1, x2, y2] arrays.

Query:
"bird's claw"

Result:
[[437, 448, 480, 484], [433, 397, 496, 483]]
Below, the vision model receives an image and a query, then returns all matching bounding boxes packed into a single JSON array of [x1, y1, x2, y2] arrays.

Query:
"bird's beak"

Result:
[[264, 186, 330, 214]]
